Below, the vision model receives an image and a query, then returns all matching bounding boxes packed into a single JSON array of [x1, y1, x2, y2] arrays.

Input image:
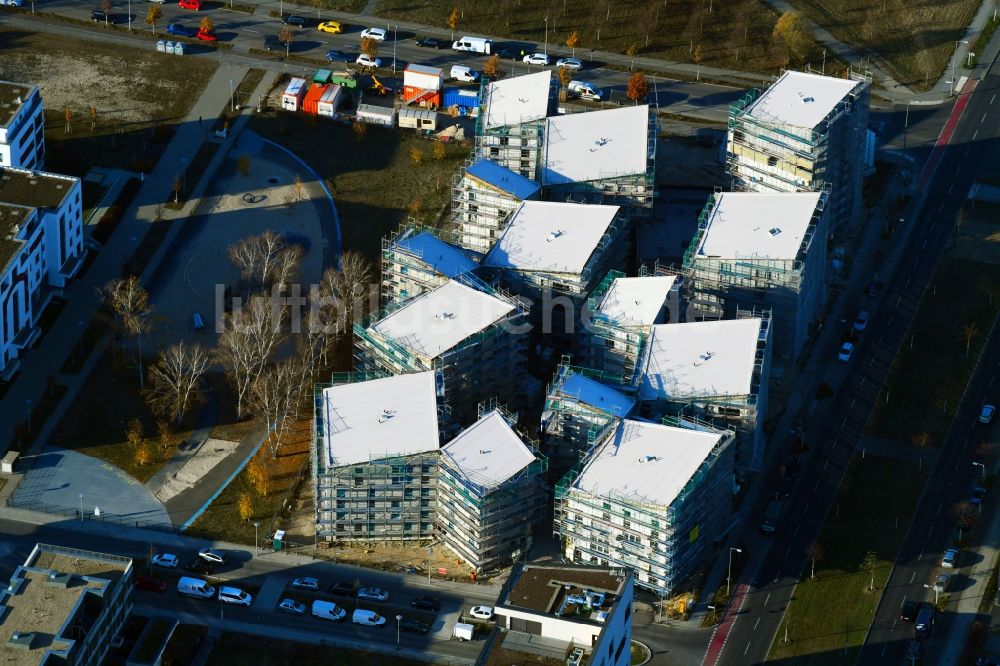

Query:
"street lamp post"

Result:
[[25, 399, 32, 435], [544, 16, 548, 55], [952, 40, 969, 96], [974, 462, 986, 481], [968, 51, 976, 68], [396, 614, 402, 645], [253, 521, 260, 555], [78, 494, 83, 523], [229, 79, 235, 113], [727, 547, 742, 597], [392, 25, 398, 73], [427, 546, 433, 585], [904, 98, 911, 148], [923, 583, 939, 606]]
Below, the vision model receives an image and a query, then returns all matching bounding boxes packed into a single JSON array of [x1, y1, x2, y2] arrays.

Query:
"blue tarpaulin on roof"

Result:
[[465, 159, 540, 199]]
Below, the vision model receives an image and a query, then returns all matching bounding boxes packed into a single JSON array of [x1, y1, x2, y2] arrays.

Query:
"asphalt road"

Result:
[[714, 73, 1000, 666], [10, 0, 742, 121]]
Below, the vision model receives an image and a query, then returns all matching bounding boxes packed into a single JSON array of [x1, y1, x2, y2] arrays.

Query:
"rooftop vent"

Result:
[[639, 455, 660, 463], [700, 351, 715, 362], [479, 449, 491, 455], [801, 95, 815, 104], [769, 227, 782, 236], [546, 230, 565, 243], [378, 409, 396, 424], [46, 572, 72, 588], [518, 97, 530, 103], [435, 312, 455, 320], [14, 96, 22, 105], [8, 632, 36, 651]]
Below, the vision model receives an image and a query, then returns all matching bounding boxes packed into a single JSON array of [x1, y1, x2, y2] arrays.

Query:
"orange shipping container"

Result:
[[302, 84, 327, 115], [402, 86, 441, 107]]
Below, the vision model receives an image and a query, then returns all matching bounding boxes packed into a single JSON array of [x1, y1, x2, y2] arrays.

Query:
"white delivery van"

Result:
[[177, 577, 215, 599], [568, 80, 602, 101], [452, 36, 492, 55], [312, 599, 347, 621], [453, 622, 474, 641], [450, 65, 479, 83], [352, 609, 386, 626]]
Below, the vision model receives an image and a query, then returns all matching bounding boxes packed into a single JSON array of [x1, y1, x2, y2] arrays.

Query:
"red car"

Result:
[[133, 575, 167, 593], [178, 0, 200, 9], [196, 29, 217, 41]]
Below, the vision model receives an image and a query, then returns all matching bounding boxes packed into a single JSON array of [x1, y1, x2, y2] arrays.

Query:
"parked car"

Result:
[[399, 617, 429, 634], [151, 553, 178, 568], [450, 65, 479, 82], [218, 586, 253, 607], [134, 575, 167, 593], [264, 35, 280, 51], [147, 0, 166, 4], [196, 29, 217, 42], [980, 404, 996, 424], [177, 0, 200, 9], [837, 341, 854, 362], [281, 14, 307, 27], [356, 54, 382, 68], [942, 548, 959, 568], [327, 582, 358, 597], [184, 559, 215, 574], [495, 47, 519, 61], [357, 587, 389, 602], [469, 605, 494, 621], [970, 486, 987, 505], [556, 57, 583, 71], [325, 49, 353, 62], [317, 20, 342, 33], [167, 23, 198, 37], [198, 548, 226, 564], [411, 595, 441, 612], [352, 609, 386, 626], [416, 37, 446, 49], [278, 598, 306, 615], [774, 477, 793, 501], [522, 52, 550, 65], [899, 599, 917, 622], [291, 577, 320, 590], [933, 573, 951, 593], [361, 27, 386, 41], [312, 600, 347, 621], [853, 310, 869, 332], [91, 10, 116, 22]]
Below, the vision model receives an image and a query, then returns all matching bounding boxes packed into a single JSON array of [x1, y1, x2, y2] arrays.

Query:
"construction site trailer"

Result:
[[356, 103, 396, 126], [282, 77, 308, 111], [302, 84, 327, 115], [317, 84, 344, 117], [399, 107, 438, 130], [404, 64, 444, 91]]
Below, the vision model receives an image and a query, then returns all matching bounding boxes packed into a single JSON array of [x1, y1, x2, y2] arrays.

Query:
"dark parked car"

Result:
[[184, 559, 215, 574], [415, 37, 446, 49], [325, 49, 353, 63], [899, 599, 917, 622], [281, 14, 307, 27], [166, 23, 198, 37], [327, 582, 358, 597], [133, 575, 166, 593], [411, 595, 441, 612], [91, 9, 116, 22], [263, 35, 280, 51], [774, 477, 793, 501], [495, 47, 519, 61], [399, 617, 429, 634], [784, 455, 801, 480]]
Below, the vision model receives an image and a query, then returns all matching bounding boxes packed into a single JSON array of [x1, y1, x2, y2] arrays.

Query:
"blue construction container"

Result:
[[442, 87, 479, 110]]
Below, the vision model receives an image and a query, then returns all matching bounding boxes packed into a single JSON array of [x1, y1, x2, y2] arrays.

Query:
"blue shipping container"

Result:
[[443, 87, 479, 109]]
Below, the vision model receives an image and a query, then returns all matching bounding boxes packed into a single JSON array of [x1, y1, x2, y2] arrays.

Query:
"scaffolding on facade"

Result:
[[450, 164, 524, 254], [579, 270, 651, 384], [380, 224, 472, 310]]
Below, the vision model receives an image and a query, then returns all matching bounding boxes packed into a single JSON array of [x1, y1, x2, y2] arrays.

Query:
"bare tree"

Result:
[[963, 322, 980, 356], [228, 231, 300, 293], [216, 295, 286, 419], [328, 251, 374, 333], [249, 355, 308, 456], [101, 276, 154, 387], [145, 342, 211, 426], [806, 541, 824, 580]]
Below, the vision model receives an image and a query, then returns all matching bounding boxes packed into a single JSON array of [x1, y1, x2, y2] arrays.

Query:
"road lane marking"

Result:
[[974, 129, 979, 140], [785, 546, 791, 558], [824, 459, 829, 469], [937, 502, 942, 515], [814, 480, 820, 491], [793, 524, 800, 535], [911, 570, 917, 583], [948, 183, 954, 194], [992, 94, 997, 104], [764, 593, 770, 606], [928, 525, 933, 537], [745, 641, 751, 655], [992, 375, 996, 386], [881, 644, 888, 656], [922, 239, 928, 250], [242, 28, 260, 33], [878, 335, 884, 346], [754, 617, 761, 630], [804, 501, 811, 512], [983, 113, 988, 124], [851, 397, 857, 408]]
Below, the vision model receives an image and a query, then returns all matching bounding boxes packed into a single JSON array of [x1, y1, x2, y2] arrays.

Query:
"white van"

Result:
[[177, 577, 215, 599], [312, 599, 347, 622], [352, 608, 386, 626], [450, 65, 479, 83], [568, 80, 602, 101], [217, 586, 252, 607], [452, 36, 492, 54]]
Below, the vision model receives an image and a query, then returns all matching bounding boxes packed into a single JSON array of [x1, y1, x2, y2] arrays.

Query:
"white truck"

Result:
[[452, 36, 492, 55], [568, 80, 602, 101], [177, 577, 215, 599]]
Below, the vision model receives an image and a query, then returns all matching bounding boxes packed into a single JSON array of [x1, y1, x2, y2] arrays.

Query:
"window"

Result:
[[391, 500, 400, 508], [623, 519, 631, 530], [420, 487, 430, 496]]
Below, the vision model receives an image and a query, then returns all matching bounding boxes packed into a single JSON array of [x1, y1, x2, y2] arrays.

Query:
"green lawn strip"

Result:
[[247, 113, 471, 263], [206, 630, 425, 665], [373, 0, 824, 75], [972, 16, 1000, 69], [184, 467, 268, 545], [867, 255, 1000, 443], [767, 455, 928, 663]]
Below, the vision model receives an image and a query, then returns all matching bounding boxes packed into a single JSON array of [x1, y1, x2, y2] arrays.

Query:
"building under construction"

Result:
[[579, 271, 679, 384], [311, 371, 446, 542], [354, 277, 529, 425], [683, 191, 828, 362], [726, 69, 871, 233], [541, 363, 636, 479], [541, 104, 657, 223], [475, 71, 556, 179], [437, 406, 548, 573], [452, 158, 541, 253], [554, 418, 736, 597], [637, 316, 771, 474], [381, 225, 479, 309], [480, 201, 629, 342]]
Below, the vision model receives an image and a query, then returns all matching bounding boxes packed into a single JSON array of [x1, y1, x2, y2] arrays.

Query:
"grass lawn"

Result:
[[185, 418, 311, 545], [788, 0, 980, 90], [375, 0, 824, 75], [206, 631, 425, 665], [767, 455, 928, 663], [249, 112, 472, 263], [0, 28, 217, 177], [868, 207, 1000, 444]]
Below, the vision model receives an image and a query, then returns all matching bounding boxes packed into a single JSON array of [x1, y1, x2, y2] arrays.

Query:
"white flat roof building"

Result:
[[370, 280, 516, 359], [483, 71, 553, 129], [693, 192, 823, 260], [595, 276, 677, 327], [441, 411, 537, 489], [639, 319, 763, 401], [571, 419, 724, 507], [745, 70, 860, 129], [483, 201, 621, 275], [318, 372, 440, 468], [541, 105, 650, 186]]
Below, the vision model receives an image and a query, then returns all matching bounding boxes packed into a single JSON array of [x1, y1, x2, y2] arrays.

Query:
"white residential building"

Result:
[[437, 409, 547, 573], [684, 191, 828, 361], [1, 167, 85, 379], [555, 419, 736, 596], [380, 226, 479, 308], [0, 82, 44, 170], [452, 158, 540, 254], [312, 371, 445, 541], [726, 69, 871, 232], [475, 71, 555, 178], [491, 564, 634, 666], [638, 317, 771, 473]]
